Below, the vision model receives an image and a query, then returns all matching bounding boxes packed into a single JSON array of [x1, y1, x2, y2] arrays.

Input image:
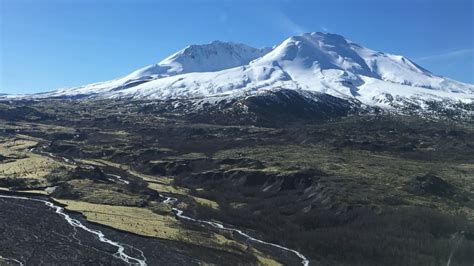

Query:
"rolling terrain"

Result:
[[5, 32, 473, 121], [0, 99, 473, 265], [1, 31, 473, 265]]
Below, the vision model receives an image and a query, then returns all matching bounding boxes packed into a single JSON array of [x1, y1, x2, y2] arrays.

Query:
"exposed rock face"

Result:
[[408, 174, 455, 197]]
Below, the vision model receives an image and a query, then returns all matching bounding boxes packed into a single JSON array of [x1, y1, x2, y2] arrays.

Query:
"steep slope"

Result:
[[38, 41, 270, 98], [126, 41, 272, 79], [255, 32, 473, 94], [103, 33, 473, 112], [10, 32, 474, 119]]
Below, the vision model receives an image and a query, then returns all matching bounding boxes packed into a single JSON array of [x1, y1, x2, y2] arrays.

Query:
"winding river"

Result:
[[0, 194, 147, 266], [25, 146, 310, 265], [167, 197, 310, 266], [0, 255, 24, 266]]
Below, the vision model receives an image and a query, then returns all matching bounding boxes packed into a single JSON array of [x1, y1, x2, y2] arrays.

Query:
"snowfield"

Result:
[[7, 32, 474, 113]]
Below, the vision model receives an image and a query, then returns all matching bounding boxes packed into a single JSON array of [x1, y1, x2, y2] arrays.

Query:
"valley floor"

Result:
[[0, 99, 473, 265]]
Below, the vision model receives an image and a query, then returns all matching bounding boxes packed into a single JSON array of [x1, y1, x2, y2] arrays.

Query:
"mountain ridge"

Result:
[[5, 32, 473, 119]]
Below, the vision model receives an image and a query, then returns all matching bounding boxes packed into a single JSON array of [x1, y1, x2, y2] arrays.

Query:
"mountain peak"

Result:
[[20, 31, 473, 109], [255, 32, 464, 92], [285, 32, 353, 47], [258, 31, 374, 76], [124, 41, 270, 81]]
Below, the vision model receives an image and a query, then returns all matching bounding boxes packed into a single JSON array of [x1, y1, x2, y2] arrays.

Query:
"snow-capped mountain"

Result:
[[10, 32, 474, 118], [127, 41, 272, 79], [34, 41, 271, 98]]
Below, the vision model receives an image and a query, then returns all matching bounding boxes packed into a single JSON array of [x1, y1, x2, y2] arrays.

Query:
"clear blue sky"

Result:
[[1, 0, 473, 94]]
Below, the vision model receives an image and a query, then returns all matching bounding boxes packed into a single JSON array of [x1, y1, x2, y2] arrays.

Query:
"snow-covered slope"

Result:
[[126, 41, 271, 80], [255, 33, 472, 94], [38, 41, 270, 98], [13, 32, 474, 115]]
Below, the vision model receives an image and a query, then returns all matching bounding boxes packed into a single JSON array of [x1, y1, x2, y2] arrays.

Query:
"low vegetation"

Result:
[[0, 99, 472, 265]]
